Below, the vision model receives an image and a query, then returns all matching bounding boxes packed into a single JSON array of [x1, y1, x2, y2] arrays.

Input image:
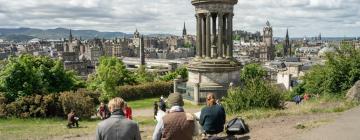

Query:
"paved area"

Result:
[[296, 106, 360, 140]]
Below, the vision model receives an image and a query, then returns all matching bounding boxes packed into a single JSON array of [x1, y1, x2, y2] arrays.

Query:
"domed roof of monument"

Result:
[[192, 0, 238, 5]]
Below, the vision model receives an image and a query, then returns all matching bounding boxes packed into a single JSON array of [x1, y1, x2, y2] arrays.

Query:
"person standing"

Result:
[[96, 97, 141, 140], [123, 102, 133, 120], [158, 97, 166, 112], [152, 92, 195, 140], [153, 101, 158, 119], [98, 102, 109, 120], [199, 93, 226, 135]]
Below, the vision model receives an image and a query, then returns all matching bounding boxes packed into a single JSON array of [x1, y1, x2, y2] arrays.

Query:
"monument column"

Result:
[[205, 13, 211, 59], [227, 13, 233, 58], [222, 15, 227, 57], [217, 13, 223, 59], [196, 14, 202, 58], [202, 15, 206, 58], [212, 14, 217, 58]]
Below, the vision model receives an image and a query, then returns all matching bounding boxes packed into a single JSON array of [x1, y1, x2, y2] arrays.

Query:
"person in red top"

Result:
[[303, 93, 310, 101], [123, 102, 132, 120]]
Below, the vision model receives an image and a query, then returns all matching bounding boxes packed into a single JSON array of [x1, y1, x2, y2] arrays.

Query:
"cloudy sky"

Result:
[[0, 0, 359, 37]]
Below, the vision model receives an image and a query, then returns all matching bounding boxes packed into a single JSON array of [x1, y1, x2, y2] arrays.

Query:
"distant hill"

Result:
[[0, 27, 129, 42]]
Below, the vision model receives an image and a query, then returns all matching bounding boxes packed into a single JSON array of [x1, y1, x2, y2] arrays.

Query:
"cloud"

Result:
[[0, 0, 358, 37]]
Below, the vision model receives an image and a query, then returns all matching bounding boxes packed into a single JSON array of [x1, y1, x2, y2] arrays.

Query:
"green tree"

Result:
[[223, 64, 283, 113], [160, 66, 188, 81], [88, 57, 136, 101], [134, 65, 157, 83], [275, 44, 284, 57], [0, 55, 82, 101], [297, 44, 360, 96]]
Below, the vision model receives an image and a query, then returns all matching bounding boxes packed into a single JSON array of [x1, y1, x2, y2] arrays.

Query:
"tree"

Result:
[[0, 55, 82, 101], [160, 66, 188, 82], [134, 65, 157, 83], [88, 57, 136, 101], [297, 44, 360, 96], [223, 63, 283, 113]]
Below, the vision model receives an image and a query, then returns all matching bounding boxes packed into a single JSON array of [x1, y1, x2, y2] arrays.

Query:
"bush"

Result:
[[223, 81, 284, 114], [2, 94, 61, 118], [104, 81, 173, 101], [59, 90, 96, 118], [223, 63, 284, 114], [0, 89, 98, 118]]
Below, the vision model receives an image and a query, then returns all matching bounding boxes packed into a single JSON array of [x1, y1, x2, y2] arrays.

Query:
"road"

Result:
[[296, 106, 360, 140]]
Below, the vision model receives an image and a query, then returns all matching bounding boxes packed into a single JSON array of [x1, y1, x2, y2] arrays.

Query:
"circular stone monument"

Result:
[[185, 0, 241, 104]]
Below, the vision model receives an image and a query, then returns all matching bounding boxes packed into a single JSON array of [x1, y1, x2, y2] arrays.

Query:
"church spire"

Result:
[[69, 29, 73, 43], [182, 22, 187, 37], [285, 28, 291, 57]]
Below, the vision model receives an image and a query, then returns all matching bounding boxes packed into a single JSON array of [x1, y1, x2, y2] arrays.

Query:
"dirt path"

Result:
[[294, 107, 360, 140]]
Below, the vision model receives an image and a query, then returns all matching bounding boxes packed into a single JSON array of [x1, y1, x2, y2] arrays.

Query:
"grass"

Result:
[[0, 118, 100, 140], [127, 97, 203, 109], [229, 96, 359, 121]]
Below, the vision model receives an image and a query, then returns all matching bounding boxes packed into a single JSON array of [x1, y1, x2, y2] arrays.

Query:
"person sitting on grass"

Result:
[[67, 110, 79, 128]]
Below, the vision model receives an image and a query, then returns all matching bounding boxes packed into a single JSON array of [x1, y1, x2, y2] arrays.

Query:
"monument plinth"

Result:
[[185, 0, 241, 104]]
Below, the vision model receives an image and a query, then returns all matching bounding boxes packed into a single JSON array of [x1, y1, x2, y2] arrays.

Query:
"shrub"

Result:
[[59, 90, 96, 118], [104, 81, 173, 101], [223, 81, 284, 114]]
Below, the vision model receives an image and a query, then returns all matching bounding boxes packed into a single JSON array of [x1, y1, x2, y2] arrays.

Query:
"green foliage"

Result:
[[59, 90, 96, 118], [223, 64, 283, 113], [298, 44, 360, 96], [0, 55, 82, 101], [240, 63, 267, 81], [233, 35, 241, 41], [134, 65, 157, 83], [111, 81, 173, 101], [160, 67, 188, 81], [183, 43, 192, 48], [0, 89, 98, 118], [275, 44, 284, 57], [88, 57, 136, 101]]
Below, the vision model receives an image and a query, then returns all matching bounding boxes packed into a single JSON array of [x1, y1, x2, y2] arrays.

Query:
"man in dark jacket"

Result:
[[200, 93, 226, 135], [96, 97, 141, 140]]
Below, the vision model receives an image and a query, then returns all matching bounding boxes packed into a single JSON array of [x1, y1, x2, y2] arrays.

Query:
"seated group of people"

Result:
[[94, 92, 226, 140]]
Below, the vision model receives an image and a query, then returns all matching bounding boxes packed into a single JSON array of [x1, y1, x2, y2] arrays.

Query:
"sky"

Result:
[[0, 0, 359, 37]]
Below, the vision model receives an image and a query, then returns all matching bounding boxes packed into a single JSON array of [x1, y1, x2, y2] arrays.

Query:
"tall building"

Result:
[[260, 21, 275, 62], [182, 22, 187, 37], [284, 29, 291, 57]]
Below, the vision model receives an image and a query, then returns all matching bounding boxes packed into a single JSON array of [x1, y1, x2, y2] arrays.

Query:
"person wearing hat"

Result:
[[152, 92, 195, 140]]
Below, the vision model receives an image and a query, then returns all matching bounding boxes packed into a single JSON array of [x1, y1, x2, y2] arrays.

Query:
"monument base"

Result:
[[184, 58, 241, 104]]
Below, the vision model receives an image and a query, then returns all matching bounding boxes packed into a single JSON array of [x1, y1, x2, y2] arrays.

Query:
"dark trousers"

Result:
[[67, 120, 79, 128]]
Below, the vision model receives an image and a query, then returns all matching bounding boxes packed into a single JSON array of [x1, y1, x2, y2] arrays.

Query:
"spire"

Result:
[[69, 29, 73, 43], [182, 22, 187, 37], [285, 28, 291, 57]]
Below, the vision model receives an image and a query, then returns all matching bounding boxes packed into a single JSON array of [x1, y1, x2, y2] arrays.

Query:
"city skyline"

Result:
[[0, 0, 359, 37]]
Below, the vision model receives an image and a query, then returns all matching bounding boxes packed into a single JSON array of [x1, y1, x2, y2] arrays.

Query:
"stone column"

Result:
[[227, 13, 233, 58], [205, 13, 211, 59], [201, 15, 206, 58], [211, 14, 217, 58], [196, 14, 202, 58], [193, 83, 200, 105], [222, 15, 227, 57], [217, 13, 223, 59]]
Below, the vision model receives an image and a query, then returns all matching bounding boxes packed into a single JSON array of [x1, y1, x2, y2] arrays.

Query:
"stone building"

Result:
[[184, 0, 241, 104], [259, 21, 275, 62]]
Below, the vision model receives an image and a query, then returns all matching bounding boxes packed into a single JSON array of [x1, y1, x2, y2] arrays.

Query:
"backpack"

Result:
[[225, 117, 250, 135]]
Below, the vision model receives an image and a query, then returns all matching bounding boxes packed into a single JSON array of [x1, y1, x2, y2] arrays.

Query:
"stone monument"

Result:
[[185, 0, 241, 104]]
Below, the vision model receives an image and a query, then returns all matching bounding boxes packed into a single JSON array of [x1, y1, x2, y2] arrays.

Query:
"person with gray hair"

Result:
[[96, 97, 141, 140]]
